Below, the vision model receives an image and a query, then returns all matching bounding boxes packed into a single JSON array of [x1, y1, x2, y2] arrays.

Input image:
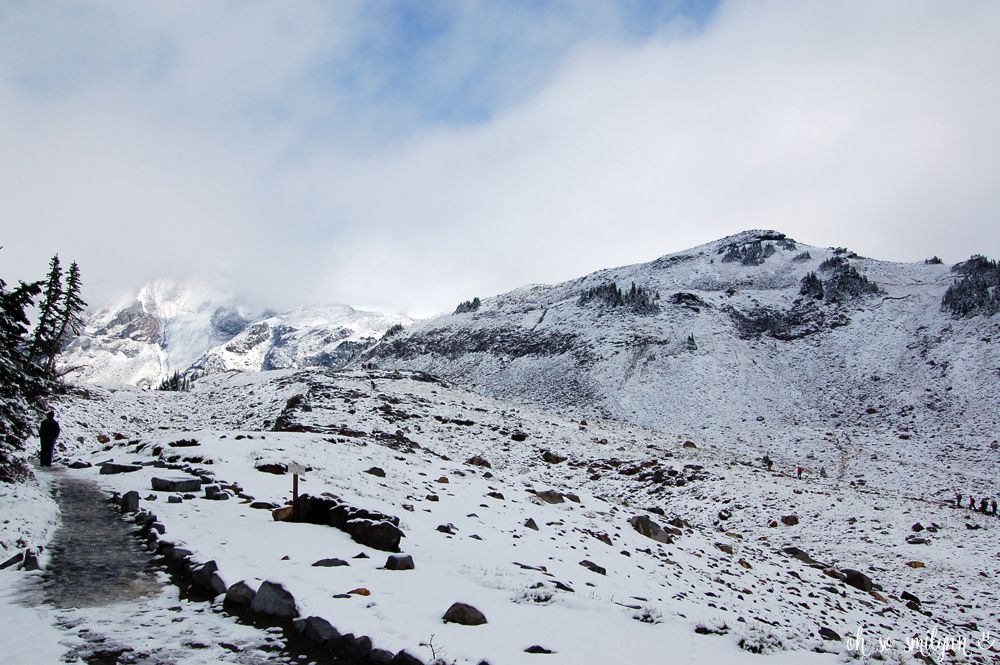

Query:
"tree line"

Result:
[[1, 254, 86, 480]]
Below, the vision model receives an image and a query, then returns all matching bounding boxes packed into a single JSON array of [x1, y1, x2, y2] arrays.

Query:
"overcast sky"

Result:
[[2, 1, 998, 316]]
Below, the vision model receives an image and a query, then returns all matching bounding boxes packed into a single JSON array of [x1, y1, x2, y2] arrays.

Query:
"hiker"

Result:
[[762, 455, 773, 471], [980, 497, 989, 513], [39, 411, 60, 467], [796, 466, 803, 479], [969, 496, 976, 510], [956, 493, 962, 508], [991, 499, 997, 516]]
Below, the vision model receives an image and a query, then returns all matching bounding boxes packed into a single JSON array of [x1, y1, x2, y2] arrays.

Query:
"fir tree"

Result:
[[0, 276, 42, 480], [29, 255, 62, 367], [47, 261, 87, 374]]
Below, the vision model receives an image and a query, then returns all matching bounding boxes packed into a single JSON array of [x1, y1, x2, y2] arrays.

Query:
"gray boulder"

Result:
[[293, 616, 340, 645], [224, 580, 257, 606], [442, 602, 487, 625], [842, 569, 874, 593], [120, 491, 140, 514], [385, 554, 414, 570], [251, 580, 299, 618], [151, 476, 202, 493], [628, 515, 673, 544], [100, 463, 141, 475]]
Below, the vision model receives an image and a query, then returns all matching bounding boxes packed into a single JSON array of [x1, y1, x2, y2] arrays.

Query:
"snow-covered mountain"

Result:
[[62, 279, 412, 387], [367, 229, 1000, 490]]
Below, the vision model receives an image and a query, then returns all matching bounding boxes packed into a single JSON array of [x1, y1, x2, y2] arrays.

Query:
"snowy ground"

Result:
[[3, 368, 996, 664]]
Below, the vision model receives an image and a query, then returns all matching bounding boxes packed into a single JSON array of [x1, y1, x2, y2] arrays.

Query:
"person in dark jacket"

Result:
[[980, 497, 989, 513], [39, 411, 60, 467]]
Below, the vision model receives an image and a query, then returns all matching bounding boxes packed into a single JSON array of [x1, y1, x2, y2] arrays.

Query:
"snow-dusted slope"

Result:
[[61, 279, 412, 388], [367, 230, 1000, 492]]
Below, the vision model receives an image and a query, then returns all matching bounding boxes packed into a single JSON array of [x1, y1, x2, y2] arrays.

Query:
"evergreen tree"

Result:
[[47, 261, 87, 374], [29, 255, 62, 367], [0, 276, 42, 480]]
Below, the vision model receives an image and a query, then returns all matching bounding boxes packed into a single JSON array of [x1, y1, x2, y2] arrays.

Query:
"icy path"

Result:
[[6, 471, 330, 665]]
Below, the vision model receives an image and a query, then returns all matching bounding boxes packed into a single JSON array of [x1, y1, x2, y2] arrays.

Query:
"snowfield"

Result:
[[1, 367, 994, 664]]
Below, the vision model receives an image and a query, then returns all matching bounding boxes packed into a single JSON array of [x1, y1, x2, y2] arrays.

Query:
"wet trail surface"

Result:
[[17, 471, 342, 665]]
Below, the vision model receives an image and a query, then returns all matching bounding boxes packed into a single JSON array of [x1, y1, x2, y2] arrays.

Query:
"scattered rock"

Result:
[[542, 451, 566, 464], [250, 581, 299, 618], [524, 518, 539, 530], [312, 558, 350, 567], [628, 515, 673, 544], [905, 561, 926, 569], [682, 441, 697, 449], [385, 554, 414, 570], [511, 431, 528, 442], [120, 491, 140, 513], [224, 581, 257, 607], [151, 476, 202, 493], [365, 467, 386, 478], [818, 627, 840, 641], [900, 590, 921, 605], [250, 501, 278, 510], [436, 524, 457, 535], [465, 455, 491, 468], [535, 490, 565, 504], [842, 569, 874, 593], [911, 522, 924, 532], [715, 542, 733, 555], [525, 645, 555, 654], [390, 650, 425, 665], [780, 515, 799, 526], [579, 560, 606, 575], [255, 463, 287, 475], [293, 616, 340, 645], [442, 602, 487, 625], [67, 460, 92, 469], [100, 463, 141, 475]]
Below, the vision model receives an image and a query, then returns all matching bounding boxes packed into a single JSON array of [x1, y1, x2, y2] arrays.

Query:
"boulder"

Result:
[[345, 519, 403, 552], [524, 518, 539, 530], [100, 463, 141, 475], [628, 515, 673, 544], [900, 590, 921, 605], [256, 463, 288, 475], [782, 546, 825, 568], [312, 558, 350, 567], [67, 461, 92, 469], [343, 635, 373, 659], [818, 627, 840, 641], [385, 554, 414, 570], [436, 524, 457, 535], [465, 456, 491, 468], [369, 648, 395, 664], [542, 451, 567, 464], [365, 467, 386, 478], [780, 515, 799, 526], [511, 431, 528, 442], [535, 490, 565, 504], [442, 602, 487, 626], [390, 651, 425, 665], [579, 560, 607, 575], [120, 491, 140, 514], [842, 569, 874, 593], [293, 616, 340, 645], [151, 476, 202, 493], [225, 581, 257, 606], [251, 581, 299, 618], [525, 645, 555, 654], [191, 560, 219, 590]]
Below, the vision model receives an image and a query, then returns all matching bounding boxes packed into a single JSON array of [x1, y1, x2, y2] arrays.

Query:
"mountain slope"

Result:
[[62, 279, 412, 388]]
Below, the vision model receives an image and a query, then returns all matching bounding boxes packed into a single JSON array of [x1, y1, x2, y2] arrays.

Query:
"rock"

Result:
[[345, 519, 403, 552], [96, 434, 111, 444], [842, 569, 874, 593], [486, 491, 505, 500], [911, 522, 924, 532], [905, 561, 926, 569], [167, 495, 183, 504], [628, 515, 673, 544], [682, 441, 697, 449], [365, 467, 386, 477], [255, 463, 287, 475], [312, 557, 350, 567], [579, 560, 606, 575], [293, 616, 340, 645], [251, 581, 299, 618], [442, 602, 487, 625], [906, 535, 930, 545], [211, 490, 232, 501], [204, 484, 220, 498], [390, 651, 425, 665], [900, 590, 921, 605], [511, 431, 528, 442], [224, 581, 257, 607], [436, 524, 457, 535], [524, 518, 539, 530], [465, 455, 491, 468], [435, 476, 449, 484], [347, 587, 370, 596], [535, 490, 565, 504], [120, 491, 140, 514], [100, 463, 141, 475], [272, 506, 295, 521], [525, 645, 554, 654], [209, 572, 227, 595], [249, 501, 277, 510], [21, 549, 41, 571], [67, 460, 92, 469], [818, 627, 840, 641], [385, 554, 414, 570], [715, 542, 733, 555], [780, 515, 799, 526], [191, 560, 219, 589], [782, 546, 825, 568], [343, 635, 372, 659], [151, 476, 202, 493], [369, 648, 395, 664], [542, 451, 566, 464]]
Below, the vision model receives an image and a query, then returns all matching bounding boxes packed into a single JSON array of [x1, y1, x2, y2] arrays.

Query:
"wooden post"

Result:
[[292, 473, 299, 521]]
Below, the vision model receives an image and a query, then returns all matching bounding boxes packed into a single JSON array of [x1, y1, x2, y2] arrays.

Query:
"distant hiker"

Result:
[[980, 497, 989, 513], [370, 380, 376, 391], [819, 466, 828, 478], [762, 455, 773, 471], [796, 466, 803, 479], [991, 499, 997, 516], [969, 496, 976, 510], [956, 493, 962, 508], [39, 411, 60, 467]]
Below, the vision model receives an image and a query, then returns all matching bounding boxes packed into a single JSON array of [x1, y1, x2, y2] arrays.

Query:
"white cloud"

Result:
[[1, 1, 998, 315]]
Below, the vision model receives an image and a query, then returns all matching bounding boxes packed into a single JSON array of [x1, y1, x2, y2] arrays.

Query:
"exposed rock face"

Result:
[[442, 602, 487, 626]]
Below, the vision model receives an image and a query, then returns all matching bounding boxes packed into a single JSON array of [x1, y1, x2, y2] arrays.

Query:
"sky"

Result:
[[1, 0, 998, 317]]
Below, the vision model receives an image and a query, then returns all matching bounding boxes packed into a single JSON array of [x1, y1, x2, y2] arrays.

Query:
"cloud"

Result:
[[1, 1, 998, 315]]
